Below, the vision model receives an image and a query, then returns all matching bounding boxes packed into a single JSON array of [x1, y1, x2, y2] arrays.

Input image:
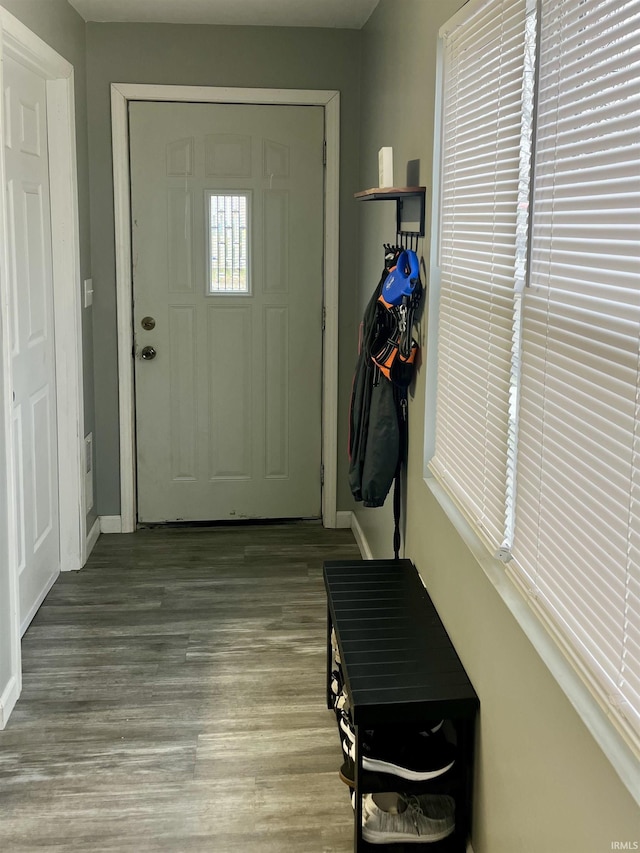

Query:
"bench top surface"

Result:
[[324, 559, 479, 724]]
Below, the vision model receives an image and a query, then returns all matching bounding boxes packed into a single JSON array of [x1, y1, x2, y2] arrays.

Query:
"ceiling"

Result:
[[67, 0, 380, 28]]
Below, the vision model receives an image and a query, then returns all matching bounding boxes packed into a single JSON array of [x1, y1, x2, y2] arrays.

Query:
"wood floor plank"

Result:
[[0, 523, 360, 851]]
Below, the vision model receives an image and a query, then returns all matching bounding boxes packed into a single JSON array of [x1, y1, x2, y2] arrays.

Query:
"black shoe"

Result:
[[361, 727, 455, 781]]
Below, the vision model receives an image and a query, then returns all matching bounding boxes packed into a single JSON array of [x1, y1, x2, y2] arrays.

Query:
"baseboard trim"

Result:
[[0, 674, 19, 730], [100, 515, 123, 534], [350, 511, 373, 560], [86, 517, 100, 556], [335, 510, 352, 529]]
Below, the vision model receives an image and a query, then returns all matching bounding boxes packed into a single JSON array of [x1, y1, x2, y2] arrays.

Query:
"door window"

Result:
[[206, 191, 250, 294]]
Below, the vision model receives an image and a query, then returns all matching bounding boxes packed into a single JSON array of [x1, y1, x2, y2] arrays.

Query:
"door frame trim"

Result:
[[0, 9, 85, 724], [111, 83, 340, 531]]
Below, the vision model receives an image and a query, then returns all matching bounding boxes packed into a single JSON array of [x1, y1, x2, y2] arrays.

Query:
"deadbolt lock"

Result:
[[141, 345, 157, 360], [141, 316, 156, 330]]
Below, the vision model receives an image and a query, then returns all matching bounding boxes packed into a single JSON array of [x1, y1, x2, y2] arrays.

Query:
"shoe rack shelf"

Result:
[[323, 559, 479, 852]]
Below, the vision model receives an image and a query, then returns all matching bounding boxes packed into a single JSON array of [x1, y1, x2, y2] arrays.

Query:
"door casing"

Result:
[[0, 8, 85, 727], [111, 83, 340, 532]]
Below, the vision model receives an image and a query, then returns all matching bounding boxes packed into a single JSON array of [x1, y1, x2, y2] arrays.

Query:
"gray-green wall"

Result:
[[85, 22, 362, 516], [0, 0, 97, 533], [356, 2, 639, 851]]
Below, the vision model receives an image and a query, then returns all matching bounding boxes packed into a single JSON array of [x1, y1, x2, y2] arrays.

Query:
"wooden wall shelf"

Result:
[[354, 186, 426, 201], [354, 186, 426, 239]]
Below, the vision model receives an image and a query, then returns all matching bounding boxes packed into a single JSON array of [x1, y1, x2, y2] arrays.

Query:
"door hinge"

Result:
[[321, 464, 325, 485], [323, 139, 327, 166], [322, 306, 326, 331]]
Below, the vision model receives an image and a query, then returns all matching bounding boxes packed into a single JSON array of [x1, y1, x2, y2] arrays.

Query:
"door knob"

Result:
[[141, 345, 157, 360]]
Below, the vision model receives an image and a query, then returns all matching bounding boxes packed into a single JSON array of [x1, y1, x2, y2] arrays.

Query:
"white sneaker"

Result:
[[339, 710, 355, 743], [331, 628, 341, 664], [340, 733, 355, 761], [361, 793, 455, 844], [335, 688, 349, 712]]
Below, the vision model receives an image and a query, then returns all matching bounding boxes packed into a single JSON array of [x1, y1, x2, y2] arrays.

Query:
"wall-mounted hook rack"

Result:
[[354, 186, 426, 250]]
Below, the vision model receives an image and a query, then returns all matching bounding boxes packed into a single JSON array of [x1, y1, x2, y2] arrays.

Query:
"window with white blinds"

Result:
[[511, 0, 640, 747], [430, 0, 531, 556], [430, 0, 640, 754]]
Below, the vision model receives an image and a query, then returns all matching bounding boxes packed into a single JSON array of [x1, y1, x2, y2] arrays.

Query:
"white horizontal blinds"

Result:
[[513, 0, 640, 743], [431, 0, 528, 553]]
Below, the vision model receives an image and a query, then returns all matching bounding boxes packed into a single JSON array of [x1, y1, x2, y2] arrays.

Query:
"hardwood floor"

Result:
[[0, 523, 361, 852]]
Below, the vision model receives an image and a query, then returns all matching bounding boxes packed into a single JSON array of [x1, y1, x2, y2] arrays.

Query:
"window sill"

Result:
[[423, 473, 640, 807]]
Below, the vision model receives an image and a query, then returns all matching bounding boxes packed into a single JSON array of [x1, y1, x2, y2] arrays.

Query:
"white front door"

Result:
[[129, 102, 325, 523], [3, 55, 60, 632]]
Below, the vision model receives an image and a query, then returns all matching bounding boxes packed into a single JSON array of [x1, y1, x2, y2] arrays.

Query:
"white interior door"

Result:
[[3, 55, 60, 632], [130, 102, 325, 523]]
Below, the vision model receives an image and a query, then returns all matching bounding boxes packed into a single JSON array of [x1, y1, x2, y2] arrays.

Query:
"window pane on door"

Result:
[[207, 192, 250, 294]]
